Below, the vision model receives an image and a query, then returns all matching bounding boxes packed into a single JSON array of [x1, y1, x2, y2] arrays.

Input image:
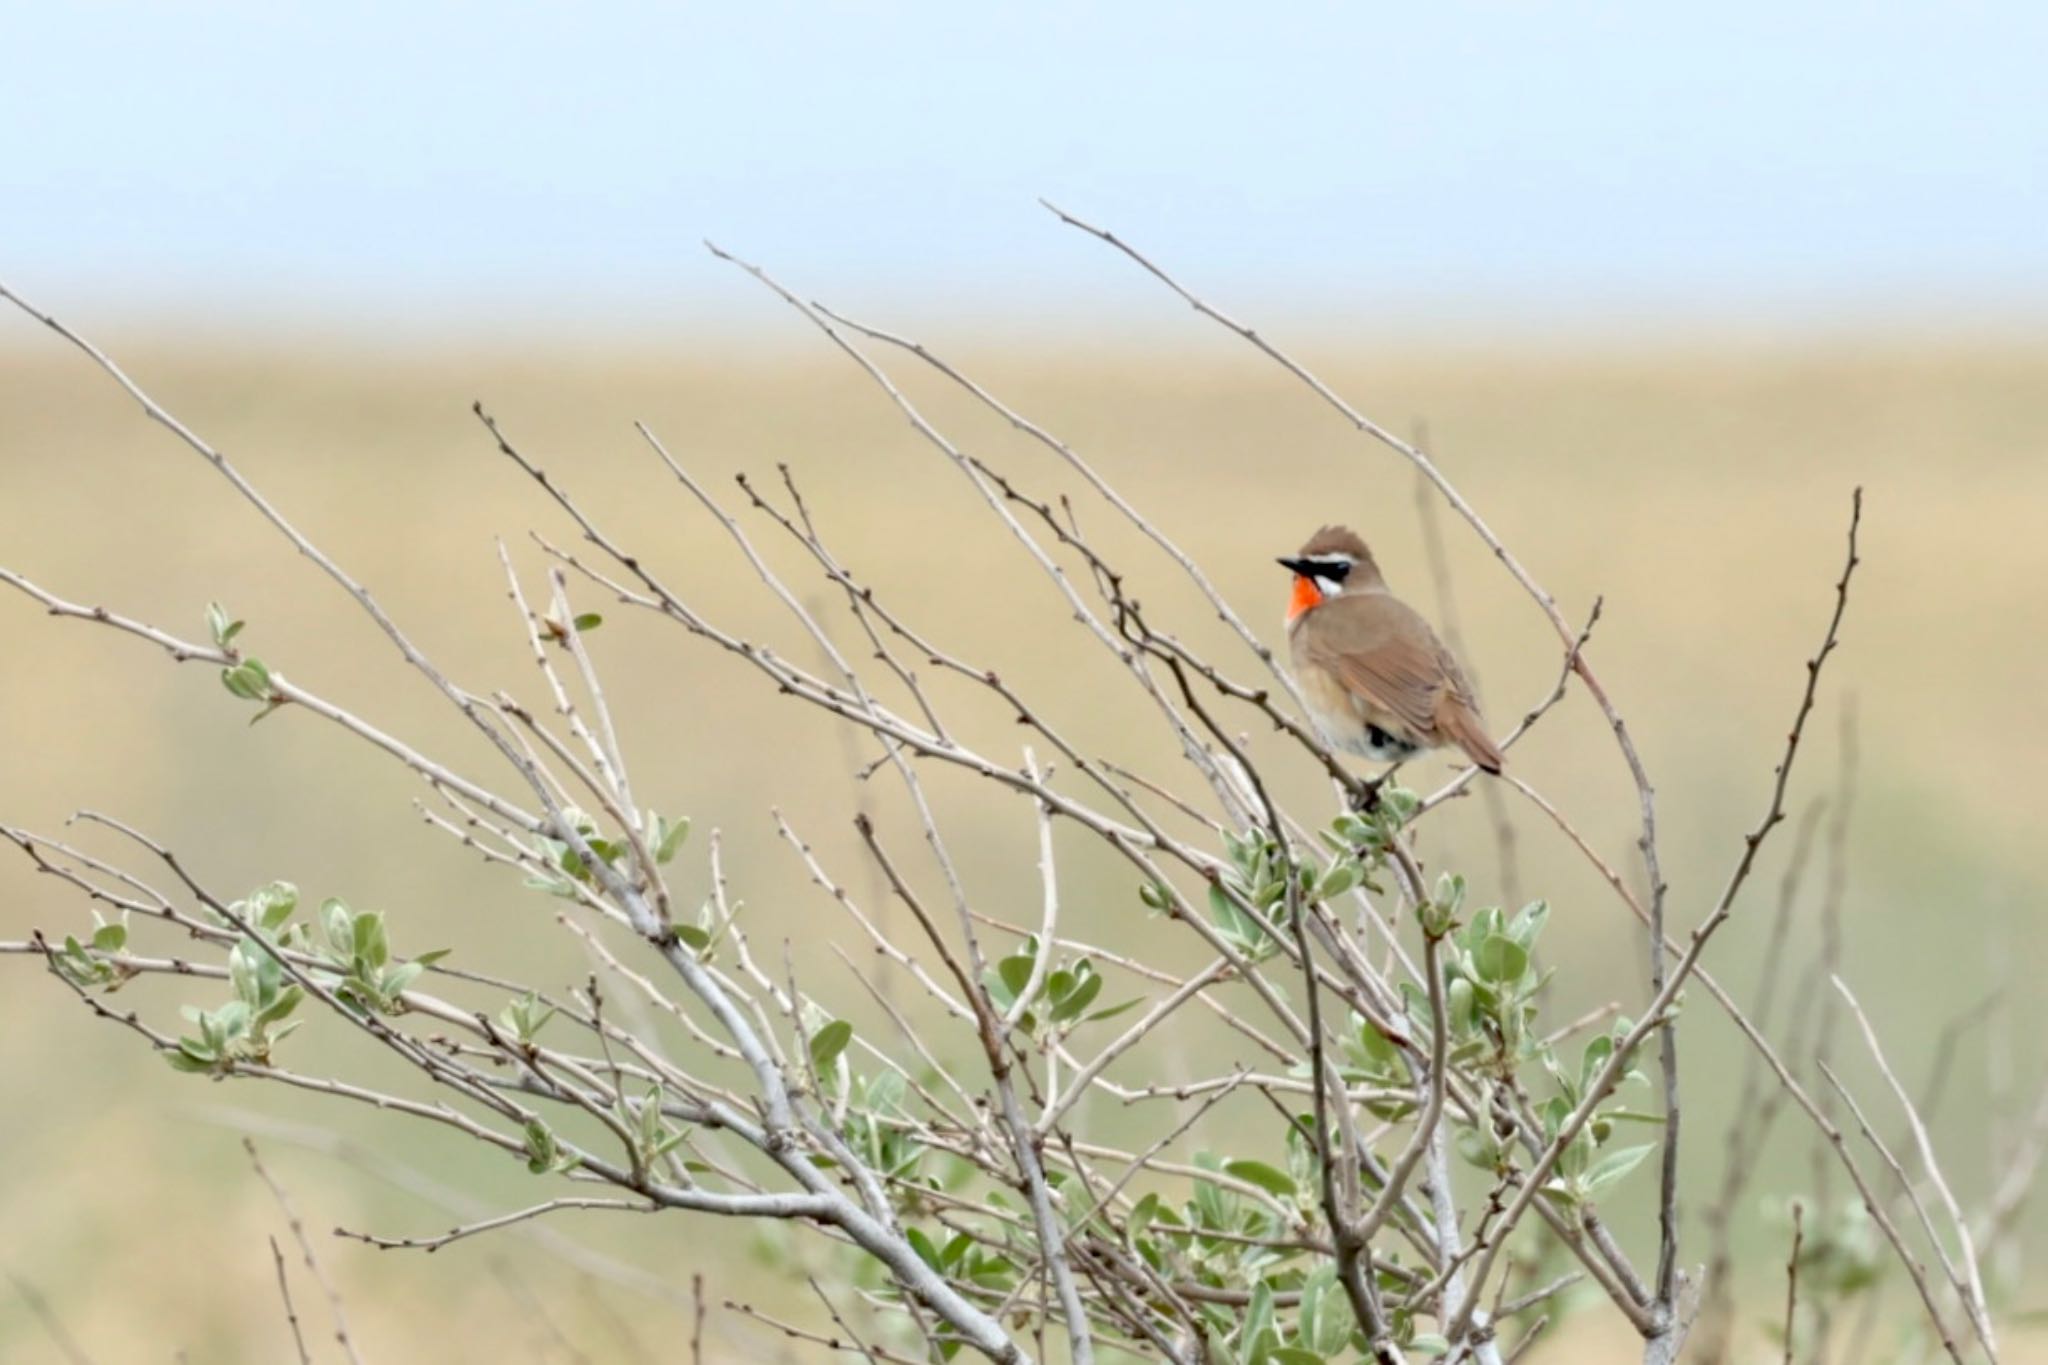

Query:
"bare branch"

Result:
[[268, 1237, 313, 1365], [1781, 1203, 1805, 1365], [245, 1140, 366, 1365], [4, 1271, 98, 1365], [1832, 977, 1997, 1358], [337, 1197, 657, 1253]]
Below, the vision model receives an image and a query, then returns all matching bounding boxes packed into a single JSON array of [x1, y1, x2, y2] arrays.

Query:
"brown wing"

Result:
[[1433, 655, 1504, 773], [1298, 594, 1451, 739], [1302, 594, 1505, 772]]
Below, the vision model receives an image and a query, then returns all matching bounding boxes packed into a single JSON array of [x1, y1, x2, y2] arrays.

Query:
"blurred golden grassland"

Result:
[[2, 324, 2046, 1361]]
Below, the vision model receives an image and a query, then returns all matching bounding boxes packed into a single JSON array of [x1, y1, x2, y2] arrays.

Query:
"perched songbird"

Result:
[[1280, 525, 1504, 775]]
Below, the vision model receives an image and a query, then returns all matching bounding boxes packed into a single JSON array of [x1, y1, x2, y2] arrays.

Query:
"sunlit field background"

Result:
[[3, 319, 2046, 1360]]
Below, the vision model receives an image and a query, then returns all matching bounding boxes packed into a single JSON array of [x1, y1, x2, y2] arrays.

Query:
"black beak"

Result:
[[1277, 557, 1314, 576]]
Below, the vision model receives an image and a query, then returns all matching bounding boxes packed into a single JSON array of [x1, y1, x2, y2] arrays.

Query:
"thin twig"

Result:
[[245, 1139, 366, 1365], [337, 1198, 657, 1253], [692, 1273, 706, 1365], [1832, 977, 1998, 1358], [1412, 445, 1520, 907], [1781, 1203, 1804, 1364], [5, 1271, 98, 1365], [269, 1237, 314, 1365]]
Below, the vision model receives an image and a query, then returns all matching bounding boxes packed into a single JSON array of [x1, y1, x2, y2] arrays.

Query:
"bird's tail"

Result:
[[1438, 697, 1505, 775]]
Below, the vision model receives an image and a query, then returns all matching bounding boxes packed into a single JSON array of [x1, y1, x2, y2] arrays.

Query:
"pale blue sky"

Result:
[[5, 2, 2044, 333]]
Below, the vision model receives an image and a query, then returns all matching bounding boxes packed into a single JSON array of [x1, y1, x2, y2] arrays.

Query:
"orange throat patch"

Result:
[[1286, 575, 1323, 622]]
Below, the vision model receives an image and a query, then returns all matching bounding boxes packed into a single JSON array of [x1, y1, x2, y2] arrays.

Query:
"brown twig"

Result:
[[5, 1271, 98, 1365], [269, 1236, 314, 1365], [691, 1273, 706, 1365], [245, 1139, 366, 1365], [1781, 1203, 1805, 1365], [1411, 441, 1521, 907]]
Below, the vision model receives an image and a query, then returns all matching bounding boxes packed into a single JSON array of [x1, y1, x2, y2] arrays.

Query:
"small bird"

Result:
[[1280, 525, 1504, 776]]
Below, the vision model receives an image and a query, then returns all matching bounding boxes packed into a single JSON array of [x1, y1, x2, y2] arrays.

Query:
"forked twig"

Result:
[[245, 1140, 366, 1365]]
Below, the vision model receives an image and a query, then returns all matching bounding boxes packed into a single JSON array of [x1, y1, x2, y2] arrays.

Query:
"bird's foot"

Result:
[[1348, 775, 1384, 814]]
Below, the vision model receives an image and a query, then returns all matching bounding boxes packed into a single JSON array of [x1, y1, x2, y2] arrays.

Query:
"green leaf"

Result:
[[1471, 934, 1529, 984], [1508, 898, 1551, 947], [1051, 971, 1103, 1023], [638, 1085, 667, 1147], [1447, 977, 1475, 1033], [1085, 998, 1143, 1024], [1357, 1017, 1399, 1067], [1455, 1127, 1499, 1172], [499, 991, 556, 1042], [997, 954, 1035, 1001], [228, 942, 261, 1006], [1435, 872, 1469, 920], [352, 911, 388, 968], [1223, 1159, 1298, 1200], [675, 924, 711, 950], [1192, 1170, 1234, 1233], [1581, 1142, 1655, 1197], [1267, 1350, 1327, 1365], [219, 658, 272, 701], [91, 921, 127, 953], [866, 1070, 907, 1116], [381, 961, 424, 998], [1410, 1334, 1451, 1357], [1208, 884, 1265, 951], [321, 899, 353, 954], [213, 1000, 250, 1038], [1295, 1282, 1327, 1360], [1330, 811, 1372, 846], [1242, 1283, 1275, 1362], [1542, 1095, 1571, 1140], [572, 612, 603, 633], [1316, 858, 1361, 900], [808, 1019, 854, 1074], [206, 601, 247, 649], [1300, 1265, 1351, 1354], [1580, 1035, 1615, 1095], [1598, 1108, 1669, 1125], [255, 984, 305, 1027], [1458, 910, 1497, 956], [654, 813, 690, 865], [523, 1120, 559, 1174], [905, 1226, 943, 1272], [243, 881, 299, 932]]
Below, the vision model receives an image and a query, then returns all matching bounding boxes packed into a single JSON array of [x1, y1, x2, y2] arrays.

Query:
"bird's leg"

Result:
[[1347, 762, 1407, 814]]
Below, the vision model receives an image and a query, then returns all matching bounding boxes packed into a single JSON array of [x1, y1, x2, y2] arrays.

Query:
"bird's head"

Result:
[[1278, 525, 1380, 620]]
